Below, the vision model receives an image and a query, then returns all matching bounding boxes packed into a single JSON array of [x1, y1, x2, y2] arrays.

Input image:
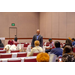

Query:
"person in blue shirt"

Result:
[[50, 41, 63, 57], [72, 38, 75, 46]]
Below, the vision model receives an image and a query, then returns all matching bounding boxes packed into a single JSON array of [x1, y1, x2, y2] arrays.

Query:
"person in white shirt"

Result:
[[4, 44, 17, 53], [45, 38, 55, 53], [26, 43, 31, 53], [27, 40, 43, 57]]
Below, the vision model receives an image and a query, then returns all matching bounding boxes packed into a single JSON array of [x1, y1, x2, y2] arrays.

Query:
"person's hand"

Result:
[[20, 49, 22, 52], [31, 47, 33, 49]]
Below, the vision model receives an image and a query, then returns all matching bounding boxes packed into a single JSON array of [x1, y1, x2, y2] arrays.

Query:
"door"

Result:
[[9, 27, 17, 38]]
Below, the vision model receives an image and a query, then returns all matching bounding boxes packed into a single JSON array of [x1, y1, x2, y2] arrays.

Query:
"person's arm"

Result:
[[72, 42, 74, 46], [46, 47, 52, 50], [27, 49, 34, 57]]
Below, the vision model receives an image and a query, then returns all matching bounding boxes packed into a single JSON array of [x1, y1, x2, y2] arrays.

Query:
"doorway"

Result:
[[9, 27, 17, 38]]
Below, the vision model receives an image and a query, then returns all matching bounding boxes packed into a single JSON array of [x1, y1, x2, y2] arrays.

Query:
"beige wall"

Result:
[[0, 12, 39, 38], [0, 12, 75, 45], [40, 12, 75, 38]]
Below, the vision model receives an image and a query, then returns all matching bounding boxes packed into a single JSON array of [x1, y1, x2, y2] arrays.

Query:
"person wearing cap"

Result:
[[31, 29, 43, 48], [45, 38, 54, 53]]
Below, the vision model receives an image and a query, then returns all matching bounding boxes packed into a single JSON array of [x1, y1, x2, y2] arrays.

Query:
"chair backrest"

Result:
[[0, 48, 4, 50], [0, 60, 2, 62], [14, 43, 19, 46], [0, 54, 12, 58], [24, 58, 37, 62], [0, 50, 6, 53], [24, 43, 29, 47], [33, 52, 40, 56], [73, 48, 75, 52], [49, 54, 57, 62], [11, 50, 20, 53], [17, 52, 27, 57], [7, 59, 21, 62]]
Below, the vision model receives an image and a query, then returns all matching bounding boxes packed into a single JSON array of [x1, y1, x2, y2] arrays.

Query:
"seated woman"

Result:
[[4, 44, 17, 53], [36, 52, 50, 62], [27, 40, 43, 57], [8, 39, 14, 45], [0, 40, 4, 47], [62, 46, 75, 62], [63, 39, 72, 48]]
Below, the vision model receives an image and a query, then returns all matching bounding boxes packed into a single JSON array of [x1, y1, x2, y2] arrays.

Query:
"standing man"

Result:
[[31, 29, 43, 48]]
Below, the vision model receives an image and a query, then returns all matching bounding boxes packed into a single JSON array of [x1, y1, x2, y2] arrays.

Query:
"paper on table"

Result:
[[1, 59, 8, 62], [12, 53, 17, 58]]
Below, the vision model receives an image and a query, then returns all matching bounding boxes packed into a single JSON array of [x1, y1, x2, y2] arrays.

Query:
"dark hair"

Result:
[[72, 38, 75, 41], [65, 39, 72, 47], [55, 41, 60, 48], [63, 46, 71, 54], [72, 38, 75, 40], [49, 38, 52, 41]]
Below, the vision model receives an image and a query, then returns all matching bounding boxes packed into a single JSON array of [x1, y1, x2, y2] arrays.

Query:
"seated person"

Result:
[[72, 38, 75, 46], [8, 39, 14, 45], [26, 43, 31, 53], [62, 46, 75, 62], [4, 44, 17, 53], [13, 35, 19, 44], [63, 39, 72, 48], [45, 38, 54, 53], [0, 40, 4, 47], [4, 44, 11, 53], [50, 41, 63, 57], [36, 52, 50, 62], [27, 40, 43, 57]]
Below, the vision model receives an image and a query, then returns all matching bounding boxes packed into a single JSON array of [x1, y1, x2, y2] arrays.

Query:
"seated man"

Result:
[[50, 41, 63, 57], [72, 38, 75, 46], [45, 38, 54, 53], [0, 40, 4, 47], [27, 40, 43, 57]]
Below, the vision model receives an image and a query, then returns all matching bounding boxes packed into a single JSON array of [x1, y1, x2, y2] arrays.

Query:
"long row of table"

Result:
[[0, 56, 37, 62]]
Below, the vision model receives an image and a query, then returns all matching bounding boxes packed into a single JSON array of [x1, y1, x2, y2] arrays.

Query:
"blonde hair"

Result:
[[36, 52, 50, 62], [34, 40, 40, 46]]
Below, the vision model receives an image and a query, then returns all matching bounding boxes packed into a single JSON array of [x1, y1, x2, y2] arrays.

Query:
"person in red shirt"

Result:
[[8, 39, 14, 45]]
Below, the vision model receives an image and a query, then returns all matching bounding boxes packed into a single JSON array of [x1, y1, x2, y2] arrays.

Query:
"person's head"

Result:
[[9, 39, 12, 41], [54, 41, 60, 48], [65, 39, 72, 46], [49, 38, 52, 43], [36, 52, 50, 62], [62, 54, 75, 62], [0, 40, 2, 44], [72, 38, 75, 42], [34, 40, 40, 46], [36, 29, 40, 35], [63, 46, 72, 54], [15, 35, 17, 37]]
